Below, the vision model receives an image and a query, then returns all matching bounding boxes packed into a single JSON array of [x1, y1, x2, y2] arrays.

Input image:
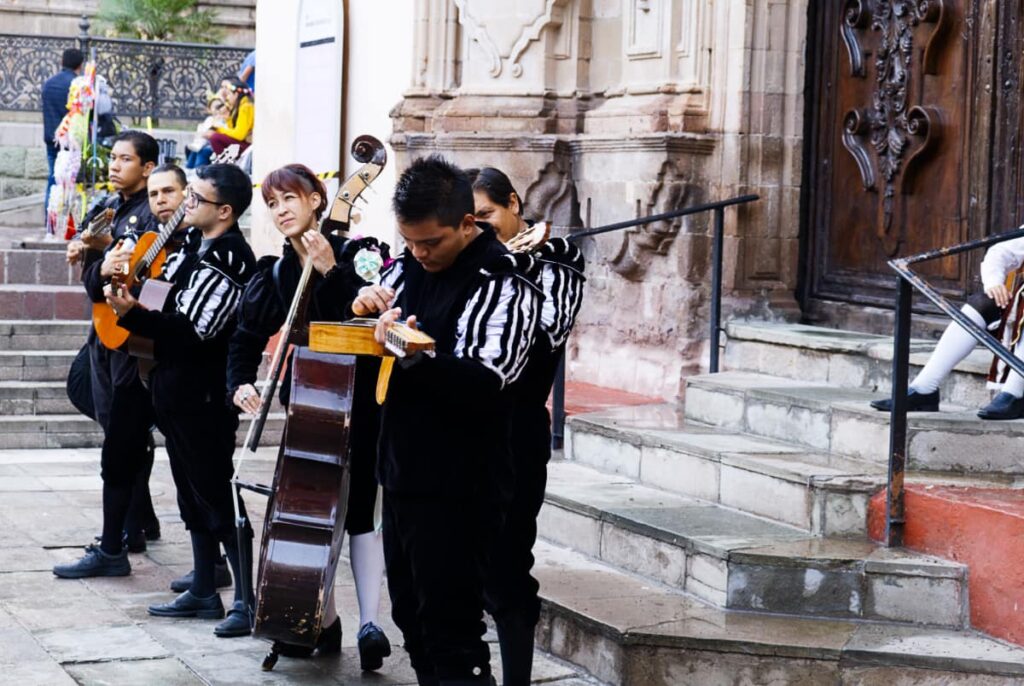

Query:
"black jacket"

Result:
[[42, 68, 76, 144], [376, 226, 540, 500], [118, 225, 256, 407], [225, 235, 379, 404]]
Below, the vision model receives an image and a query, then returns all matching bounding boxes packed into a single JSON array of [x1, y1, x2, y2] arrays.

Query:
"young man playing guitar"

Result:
[[354, 156, 540, 686], [54, 133, 166, 580], [105, 164, 258, 638]]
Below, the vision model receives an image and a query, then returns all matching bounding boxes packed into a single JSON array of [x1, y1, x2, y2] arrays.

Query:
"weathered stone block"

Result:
[[570, 429, 641, 478], [0, 147, 27, 177], [744, 399, 830, 451], [599, 521, 686, 589], [639, 445, 720, 502], [728, 563, 864, 618], [537, 503, 602, 557], [865, 574, 964, 628], [23, 148, 49, 180], [720, 464, 813, 530]]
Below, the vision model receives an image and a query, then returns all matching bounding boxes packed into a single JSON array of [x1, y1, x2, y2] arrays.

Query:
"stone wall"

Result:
[[391, 0, 808, 399]]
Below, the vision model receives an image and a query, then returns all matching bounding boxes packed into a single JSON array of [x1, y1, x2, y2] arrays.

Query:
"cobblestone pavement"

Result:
[[0, 448, 592, 685]]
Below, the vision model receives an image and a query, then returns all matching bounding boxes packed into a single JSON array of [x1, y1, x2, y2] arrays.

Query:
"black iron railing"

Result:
[[0, 15, 250, 120], [883, 228, 1024, 546], [549, 193, 761, 449]]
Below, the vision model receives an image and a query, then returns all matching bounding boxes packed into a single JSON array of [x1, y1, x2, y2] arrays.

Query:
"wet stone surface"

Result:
[[0, 448, 593, 686]]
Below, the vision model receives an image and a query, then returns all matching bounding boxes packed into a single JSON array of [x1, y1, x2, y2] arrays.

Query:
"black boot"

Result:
[[870, 388, 939, 412], [170, 556, 232, 593], [496, 614, 535, 686]]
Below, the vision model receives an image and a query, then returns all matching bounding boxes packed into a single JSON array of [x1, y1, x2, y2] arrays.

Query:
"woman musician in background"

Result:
[[226, 163, 392, 670]]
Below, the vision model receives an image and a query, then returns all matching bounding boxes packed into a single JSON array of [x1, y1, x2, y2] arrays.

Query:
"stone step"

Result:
[[0, 319, 90, 350], [0, 413, 285, 449], [724, 320, 994, 409], [565, 404, 884, 535], [0, 349, 79, 381], [0, 193, 45, 229], [0, 284, 89, 320], [534, 541, 1024, 686], [0, 247, 81, 286], [685, 371, 1024, 474], [0, 378, 285, 416], [540, 462, 967, 627]]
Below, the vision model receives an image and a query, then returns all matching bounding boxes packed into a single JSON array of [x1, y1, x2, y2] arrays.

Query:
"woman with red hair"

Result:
[[227, 163, 392, 669]]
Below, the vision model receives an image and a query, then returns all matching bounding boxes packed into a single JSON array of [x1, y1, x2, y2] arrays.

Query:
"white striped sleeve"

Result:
[[538, 259, 585, 347], [379, 256, 405, 302], [454, 274, 540, 388], [174, 264, 244, 340]]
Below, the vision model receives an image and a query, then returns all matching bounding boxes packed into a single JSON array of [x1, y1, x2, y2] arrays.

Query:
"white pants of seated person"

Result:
[[910, 304, 1024, 398]]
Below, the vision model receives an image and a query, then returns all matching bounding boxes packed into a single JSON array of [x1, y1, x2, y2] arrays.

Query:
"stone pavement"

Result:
[[0, 447, 596, 686]]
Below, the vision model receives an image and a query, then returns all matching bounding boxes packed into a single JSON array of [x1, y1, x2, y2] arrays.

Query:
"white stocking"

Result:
[[1001, 344, 1024, 398], [910, 304, 987, 394], [350, 531, 385, 629]]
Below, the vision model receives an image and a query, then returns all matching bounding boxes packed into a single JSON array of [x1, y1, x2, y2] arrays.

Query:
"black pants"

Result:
[[346, 356, 381, 536], [383, 490, 500, 680], [153, 394, 245, 540], [484, 404, 551, 627], [89, 337, 158, 531]]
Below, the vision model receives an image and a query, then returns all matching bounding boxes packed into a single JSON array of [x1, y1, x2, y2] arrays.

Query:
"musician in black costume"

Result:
[[467, 167, 586, 686], [54, 132, 166, 580], [105, 164, 257, 638], [226, 163, 392, 668], [356, 156, 540, 686]]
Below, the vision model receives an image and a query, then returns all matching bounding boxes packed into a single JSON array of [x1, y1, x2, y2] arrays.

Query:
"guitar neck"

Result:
[[133, 203, 187, 279]]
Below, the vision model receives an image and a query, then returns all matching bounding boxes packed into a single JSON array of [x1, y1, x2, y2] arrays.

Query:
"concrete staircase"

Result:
[[535, 320, 1024, 684], [0, 236, 282, 449]]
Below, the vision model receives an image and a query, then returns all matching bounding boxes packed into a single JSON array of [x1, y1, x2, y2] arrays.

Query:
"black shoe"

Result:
[[124, 530, 147, 553], [144, 521, 161, 541], [870, 388, 940, 412], [214, 600, 253, 637], [318, 617, 343, 656], [53, 544, 130, 579], [170, 557, 232, 593], [148, 590, 225, 619], [357, 621, 390, 670], [978, 392, 1024, 420]]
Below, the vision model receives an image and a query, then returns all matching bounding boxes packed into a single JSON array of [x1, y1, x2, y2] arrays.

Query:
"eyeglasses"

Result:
[[185, 190, 223, 209]]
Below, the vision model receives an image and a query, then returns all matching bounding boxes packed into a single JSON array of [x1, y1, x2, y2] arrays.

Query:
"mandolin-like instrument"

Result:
[[93, 198, 188, 356]]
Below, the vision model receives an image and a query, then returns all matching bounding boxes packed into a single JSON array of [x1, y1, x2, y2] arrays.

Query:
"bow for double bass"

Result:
[[230, 136, 387, 669]]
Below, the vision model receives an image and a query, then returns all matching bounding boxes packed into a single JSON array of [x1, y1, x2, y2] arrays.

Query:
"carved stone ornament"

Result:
[[453, 0, 566, 78], [840, 0, 947, 255], [610, 161, 696, 281], [525, 159, 574, 227]]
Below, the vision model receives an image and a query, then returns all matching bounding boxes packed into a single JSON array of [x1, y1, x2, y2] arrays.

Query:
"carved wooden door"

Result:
[[803, 1, 1010, 311]]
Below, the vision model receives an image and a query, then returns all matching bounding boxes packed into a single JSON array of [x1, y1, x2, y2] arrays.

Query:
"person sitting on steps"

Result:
[[872, 235, 1024, 420]]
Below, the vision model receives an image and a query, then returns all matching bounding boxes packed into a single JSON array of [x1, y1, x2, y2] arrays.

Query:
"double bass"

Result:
[[232, 136, 387, 668]]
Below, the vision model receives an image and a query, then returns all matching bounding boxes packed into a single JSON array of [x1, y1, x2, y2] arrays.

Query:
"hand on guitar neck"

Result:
[[103, 282, 139, 319], [99, 240, 133, 279], [374, 307, 419, 346]]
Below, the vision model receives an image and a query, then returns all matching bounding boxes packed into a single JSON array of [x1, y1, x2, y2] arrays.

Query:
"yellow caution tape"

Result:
[[77, 170, 343, 193]]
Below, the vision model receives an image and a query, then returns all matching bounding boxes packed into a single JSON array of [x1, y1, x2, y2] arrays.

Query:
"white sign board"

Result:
[[294, 0, 344, 197]]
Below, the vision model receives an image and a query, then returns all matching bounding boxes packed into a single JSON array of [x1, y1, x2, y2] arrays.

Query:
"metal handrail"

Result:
[[549, 193, 760, 449], [883, 227, 1024, 547]]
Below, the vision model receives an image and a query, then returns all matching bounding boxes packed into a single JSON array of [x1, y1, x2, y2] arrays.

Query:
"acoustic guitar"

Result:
[[93, 199, 188, 356]]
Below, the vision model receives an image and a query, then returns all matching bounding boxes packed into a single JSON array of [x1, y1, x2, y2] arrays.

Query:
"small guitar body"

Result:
[[254, 346, 354, 648], [93, 231, 170, 350]]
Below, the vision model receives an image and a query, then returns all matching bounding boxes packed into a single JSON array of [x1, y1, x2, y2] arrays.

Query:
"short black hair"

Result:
[[150, 163, 186, 189], [465, 167, 522, 216], [196, 163, 253, 220], [62, 49, 84, 70], [392, 155, 473, 229], [112, 131, 159, 166]]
